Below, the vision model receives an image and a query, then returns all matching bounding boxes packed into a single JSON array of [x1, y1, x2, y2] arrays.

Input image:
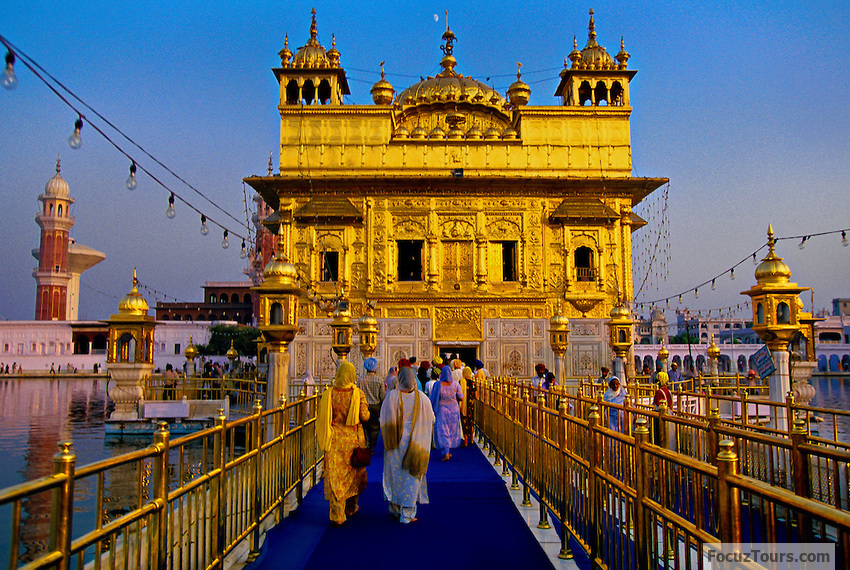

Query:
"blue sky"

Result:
[[0, 1, 848, 321]]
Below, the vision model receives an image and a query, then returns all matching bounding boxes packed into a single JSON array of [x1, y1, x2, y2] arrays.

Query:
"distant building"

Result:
[[154, 282, 255, 325], [833, 298, 850, 317]]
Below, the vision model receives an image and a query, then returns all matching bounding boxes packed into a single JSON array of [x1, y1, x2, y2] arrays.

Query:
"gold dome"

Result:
[[226, 340, 239, 361], [550, 311, 570, 327], [371, 65, 394, 105], [326, 35, 341, 67], [184, 336, 198, 360], [278, 35, 293, 66], [707, 335, 721, 359], [393, 125, 410, 138], [507, 64, 531, 107], [572, 9, 616, 71], [410, 125, 427, 139], [118, 269, 149, 316], [466, 125, 483, 140], [394, 26, 506, 111], [428, 125, 446, 139], [610, 303, 630, 320], [483, 126, 501, 140], [755, 225, 792, 285], [501, 126, 518, 140], [291, 9, 332, 69], [446, 126, 464, 139], [263, 253, 298, 286]]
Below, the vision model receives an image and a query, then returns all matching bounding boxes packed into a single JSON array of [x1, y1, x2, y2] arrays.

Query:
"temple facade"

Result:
[[245, 9, 667, 380]]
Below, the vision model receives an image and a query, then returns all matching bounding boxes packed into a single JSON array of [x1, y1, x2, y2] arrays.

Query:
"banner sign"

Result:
[[752, 345, 776, 379]]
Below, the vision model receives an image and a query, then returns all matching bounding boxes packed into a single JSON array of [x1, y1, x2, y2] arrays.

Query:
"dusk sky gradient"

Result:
[[1, 1, 848, 322]]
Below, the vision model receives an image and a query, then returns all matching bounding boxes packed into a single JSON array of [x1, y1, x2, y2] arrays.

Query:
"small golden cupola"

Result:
[[118, 268, 149, 316], [392, 20, 515, 141], [371, 62, 394, 105], [555, 9, 635, 107], [506, 63, 531, 108], [273, 8, 350, 105]]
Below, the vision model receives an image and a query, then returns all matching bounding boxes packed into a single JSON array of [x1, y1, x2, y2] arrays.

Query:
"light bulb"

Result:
[[678, 295, 682, 304], [166, 193, 176, 218], [711, 279, 716, 291], [798, 236, 807, 250], [221, 230, 230, 249], [730, 268, 735, 280], [125, 162, 137, 190], [2, 51, 17, 90], [694, 288, 699, 299], [752, 253, 757, 265], [240, 241, 248, 259], [200, 215, 209, 236], [68, 117, 83, 149], [842, 231, 848, 247]]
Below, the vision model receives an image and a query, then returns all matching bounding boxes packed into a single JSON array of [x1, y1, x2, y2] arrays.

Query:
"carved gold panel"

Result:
[[434, 306, 482, 341]]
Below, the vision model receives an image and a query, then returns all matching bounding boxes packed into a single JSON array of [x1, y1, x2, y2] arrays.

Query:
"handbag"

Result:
[[351, 446, 371, 467], [350, 424, 371, 467]]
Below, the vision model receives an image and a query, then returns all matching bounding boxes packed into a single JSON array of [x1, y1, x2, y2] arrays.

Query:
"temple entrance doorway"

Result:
[[437, 346, 478, 367]]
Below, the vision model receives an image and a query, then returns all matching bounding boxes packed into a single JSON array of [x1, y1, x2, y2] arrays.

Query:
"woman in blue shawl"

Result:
[[429, 364, 464, 460]]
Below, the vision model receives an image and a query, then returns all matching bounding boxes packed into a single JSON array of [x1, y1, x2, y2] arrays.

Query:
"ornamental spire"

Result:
[[587, 8, 598, 47]]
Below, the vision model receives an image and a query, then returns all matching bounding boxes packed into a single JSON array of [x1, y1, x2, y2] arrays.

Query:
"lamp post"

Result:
[[706, 334, 721, 378], [358, 306, 379, 360], [607, 302, 634, 384], [742, 225, 808, 432], [104, 269, 157, 421], [548, 306, 570, 390], [184, 336, 198, 377], [657, 339, 670, 372], [331, 302, 354, 361], [252, 229, 302, 408], [226, 339, 239, 374]]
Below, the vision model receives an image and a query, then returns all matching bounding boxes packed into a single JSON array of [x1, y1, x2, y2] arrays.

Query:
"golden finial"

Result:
[[267, 151, 273, 175], [588, 8, 596, 42], [380, 60, 386, 78], [516, 62, 522, 79], [445, 9, 449, 32], [55, 155, 61, 173], [132, 267, 138, 289], [310, 7, 318, 40]]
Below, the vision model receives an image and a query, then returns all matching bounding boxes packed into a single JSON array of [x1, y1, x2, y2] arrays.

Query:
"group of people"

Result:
[[316, 355, 483, 526]]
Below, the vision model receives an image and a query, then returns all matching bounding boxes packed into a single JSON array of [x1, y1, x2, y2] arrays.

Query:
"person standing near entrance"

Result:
[[381, 366, 434, 524], [430, 364, 464, 460], [360, 357, 385, 451]]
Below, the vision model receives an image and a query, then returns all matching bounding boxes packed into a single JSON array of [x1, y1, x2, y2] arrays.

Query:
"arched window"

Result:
[[74, 335, 90, 355], [610, 82, 623, 105], [574, 247, 595, 281], [302, 80, 315, 104], [244, 293, 251, 304], [58, 204, 63, 216], [756, 302, 764, 324], [318, 79, 332, 104], [219, 293, 228, 304], [209, 294, 217, 303], [270, 302, 283, 325], [777, 302, 790, 324], [285, 80, 299, 105], [594, 82, 608, 105], [578, 80, 593, 106], [231, 293, 239, 303], [117, 333, 135, 362]]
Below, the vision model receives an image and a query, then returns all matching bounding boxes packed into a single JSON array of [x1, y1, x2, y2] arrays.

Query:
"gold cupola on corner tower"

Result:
[[555, 8, 635, 107], [274, 8, 350, 106]]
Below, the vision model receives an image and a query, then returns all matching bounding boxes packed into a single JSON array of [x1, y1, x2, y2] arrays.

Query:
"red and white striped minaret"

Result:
[[33, 158, 75, 320]]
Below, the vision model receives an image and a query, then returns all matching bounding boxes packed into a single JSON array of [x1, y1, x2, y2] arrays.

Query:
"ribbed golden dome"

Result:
[[278, 35, 293, 66], [755, 227, 792, 284], [410, 125, 427, 139], [610, 304, 630, 320], [507, 65, 530, 107], [571, 9, 616, 71], [393, 125, 410, 138], [359, 312, 378, 326], [371, 66, 394, 105], [118, 269, 149, 316], [394, 26, 506, 110], [326, 35, 341, 67], [263, 254, 298, 286], [550, 312, 570, 327], [428, 125, 446, 139], [483, 126, 501, 140], [501, 126, 518, 140], [466, 125, 483, 140], [707, 335, 721, 359], [291, 9, 332, 69], [184, 336, 198, 360]]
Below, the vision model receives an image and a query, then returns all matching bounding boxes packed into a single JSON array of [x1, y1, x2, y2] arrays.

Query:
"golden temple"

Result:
[[245, 9, 667, 379]]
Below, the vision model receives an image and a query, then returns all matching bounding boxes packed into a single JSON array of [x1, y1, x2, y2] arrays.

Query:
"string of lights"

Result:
[[0, 35, 251, 248], [634, 226, 849, 311]]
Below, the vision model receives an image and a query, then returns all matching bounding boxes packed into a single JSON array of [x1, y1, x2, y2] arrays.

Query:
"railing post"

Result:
[[785, 391, 796, 435], [587, 404, 601, 569], [537, 392, 550, 530], [658, 401, 669, 450], [521, 389, 532, 507], [740, 389, 749, 425], [633, 419, 649, 570], [248, 399, 264, 561], [717, 439, 742, 544], [707, 407, 720, 466], [213, 408, 227, 563], [557, 398, 573, 560], [152, 421, 170, 570], [791, 418, 813, 542], [49, 442, 75, 570]]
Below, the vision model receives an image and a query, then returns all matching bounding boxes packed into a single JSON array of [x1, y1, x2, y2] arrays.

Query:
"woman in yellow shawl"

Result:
[[317, 361, 370, 525]]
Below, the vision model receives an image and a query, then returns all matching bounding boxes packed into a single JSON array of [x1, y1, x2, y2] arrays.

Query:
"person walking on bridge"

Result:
[[317, 361, 370, 526], [380, 366, 434, 524], [430, 364, 464, 461]]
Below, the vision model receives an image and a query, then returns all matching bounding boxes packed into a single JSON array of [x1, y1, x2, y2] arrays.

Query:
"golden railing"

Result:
[[0, 394, 321, 569], [474, 377, 850, 569]]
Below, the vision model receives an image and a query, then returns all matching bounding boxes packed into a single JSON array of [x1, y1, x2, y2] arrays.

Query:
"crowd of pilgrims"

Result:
[[315, 355, 485, 525], [316, 356, 677, 526]]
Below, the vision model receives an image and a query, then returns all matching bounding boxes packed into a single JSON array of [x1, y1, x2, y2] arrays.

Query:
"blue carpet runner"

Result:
[[246, 437, 571, 569]]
